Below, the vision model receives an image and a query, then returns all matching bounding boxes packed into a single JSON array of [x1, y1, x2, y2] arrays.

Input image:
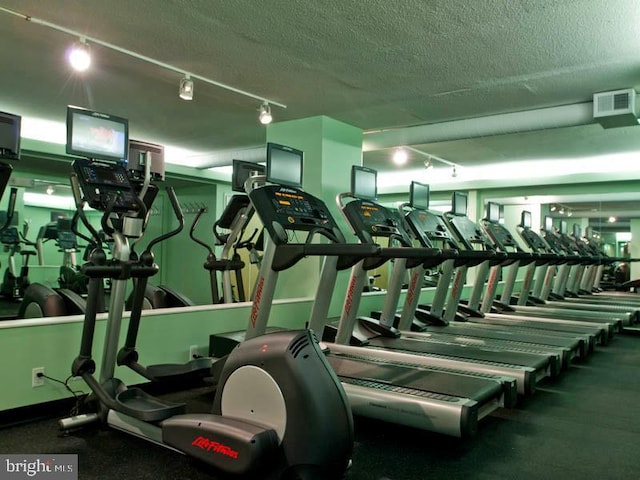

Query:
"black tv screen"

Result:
[[409, 181, 429, 210], [128, 139, 165, 181], [266, 142, 303, 188], [559, 219, 567, 235], [351, 165, 377, 200], [66, 106, 129, 162], [544, 215, 553, 232], [521, 210, 532, 228], [486, 201, 500, 223], [232, 160, 265, 192], [452, 191, 467, 216], [0, 111, 21, 161]]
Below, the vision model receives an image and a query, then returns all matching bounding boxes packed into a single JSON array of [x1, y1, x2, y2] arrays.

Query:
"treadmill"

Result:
[[223, 149, 515, 438], [313, 166, 557, 397], [393, 182, 586, 364], [444, 194, 621, 338]]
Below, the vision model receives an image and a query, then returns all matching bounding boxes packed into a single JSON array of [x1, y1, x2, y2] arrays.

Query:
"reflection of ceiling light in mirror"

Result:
[[46, 186, 54, 195], [567, 210, 572, 217], [608, 216, 617, 223], [424, 159, 433, 170], [392, 148, 408, 165]]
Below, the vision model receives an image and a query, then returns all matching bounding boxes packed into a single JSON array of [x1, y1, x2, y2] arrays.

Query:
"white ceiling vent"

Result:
[[593, 88, 639, 128]]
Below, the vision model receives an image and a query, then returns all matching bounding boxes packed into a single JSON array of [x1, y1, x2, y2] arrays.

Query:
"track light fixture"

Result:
[[392, 148, 408, 165], [46, 185, 54, 195], [451, 166, 458, 178], [179, 75, 194, 101], [68, 38, 91, 72], [0, 6, 287, 110], [423, 159, 433, 170], [259, 102, 272, 125]]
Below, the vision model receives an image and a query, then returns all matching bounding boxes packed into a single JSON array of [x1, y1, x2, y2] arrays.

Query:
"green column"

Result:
[[266, 116, 362, 317]]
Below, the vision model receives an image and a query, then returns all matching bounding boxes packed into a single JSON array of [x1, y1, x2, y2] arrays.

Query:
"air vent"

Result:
[[593, 88, 639, 128]]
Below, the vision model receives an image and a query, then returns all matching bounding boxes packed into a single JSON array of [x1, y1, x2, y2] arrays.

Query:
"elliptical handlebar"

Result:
[[190, 207, 214, 256], [70, 174, 103, 247], [145, 186, 183, 255], [0, 187, 17, 232]]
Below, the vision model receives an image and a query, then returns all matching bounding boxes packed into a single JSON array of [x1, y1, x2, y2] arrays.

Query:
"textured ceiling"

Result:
[[1, 0, 640, 217]]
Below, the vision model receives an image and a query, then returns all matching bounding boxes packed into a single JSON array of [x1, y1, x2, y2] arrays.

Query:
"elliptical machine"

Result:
[[60, 108, 353, 479], [0, 214, 37, 300]]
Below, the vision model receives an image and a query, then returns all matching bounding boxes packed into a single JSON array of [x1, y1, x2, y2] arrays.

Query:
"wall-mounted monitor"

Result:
[[351, 165, 377, 201], [409, 181, 429, 210], [451, 191, 467, 216], [486, 201, 500, 223], [232, 160, 265, 192], [544, 215, 553, 232], [521, 210, 532, 229], [66, 106, 129, 162], [127, 139, 165, 181], [266, 142, 303, 188], [0, 111, 21, 161]]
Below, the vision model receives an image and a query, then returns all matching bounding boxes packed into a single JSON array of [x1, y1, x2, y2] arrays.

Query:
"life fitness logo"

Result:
[[192, 436, 239, 459], [250, 276, 265, 328], [343, 274, 359, 317]]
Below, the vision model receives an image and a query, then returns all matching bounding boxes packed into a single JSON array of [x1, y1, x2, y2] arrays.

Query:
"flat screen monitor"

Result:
[[0, 111, 21, 161], [128, 139, 165, 181], [572, 224, 582, 238], [50, 211, 68, 222], [544, 215, 553, 232], [521, 210, 532, 228], [409, 181, 430, 210], [452, 191, 467, 216], [351, 165, 377, 200], [486, 201, 500, 223], [266, 142, 303, 188], [66, 106, 129, 162], [559, 219, 567, 235], [232, 160, 265, 192]]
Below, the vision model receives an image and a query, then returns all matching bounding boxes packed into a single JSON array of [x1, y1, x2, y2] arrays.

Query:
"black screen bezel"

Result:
[[351, 165, 378, 201], [409, 181, 430, 210], [452, 191, 468, 216], [0, 111, 21, 161]]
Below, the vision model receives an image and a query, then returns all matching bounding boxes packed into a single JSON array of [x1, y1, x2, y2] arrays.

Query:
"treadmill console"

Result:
[[519, 227, 550, 254], [482, 221, 520, 252], [405, 210, 452, 249], [249, 185, 342, 244], [72, 158, 139, 212], [446, 215, 493, 252], [342, 199, 411, 245]]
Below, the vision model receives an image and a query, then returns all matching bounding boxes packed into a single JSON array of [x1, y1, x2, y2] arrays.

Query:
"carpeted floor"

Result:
[[1, 333, 638, 480]]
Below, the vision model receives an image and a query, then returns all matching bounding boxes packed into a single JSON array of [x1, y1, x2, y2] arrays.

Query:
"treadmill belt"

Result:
[[327, 354, 500, 404], [368, 336, 548, 370]]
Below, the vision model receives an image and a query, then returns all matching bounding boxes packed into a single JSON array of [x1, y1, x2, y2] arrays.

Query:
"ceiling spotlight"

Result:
[[68, 38, 91, 72], [558, 207, 565, 215], [608, 216, 617, 223], [567, 210, 573, 217], [550, 204, 557, 212], [451, 165, 458, 178], [259, 102, 272, 125], [423, 159, 433, 170], [179, 74, 194, 100], [46, 185, 54, 195], [392, 148, 408, 166]]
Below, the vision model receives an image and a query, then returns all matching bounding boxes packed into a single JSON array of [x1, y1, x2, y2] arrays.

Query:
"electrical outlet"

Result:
[[189, 345, 199, 362], [32, 367, 45, 387]]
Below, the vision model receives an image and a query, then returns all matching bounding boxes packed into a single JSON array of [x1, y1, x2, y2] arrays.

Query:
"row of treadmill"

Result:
[[223, 157, 638, 439], [22, 104, 636, 479]]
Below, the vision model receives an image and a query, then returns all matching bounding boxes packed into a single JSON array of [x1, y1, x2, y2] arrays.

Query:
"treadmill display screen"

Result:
[[351, 165, 377, 200], [0, 111, 21, 161], [544, 216, 553, 232], [486, 202, 500, 223], [409, 181, 430, 210], [232, 159, 265, 192], [572, 224, 582, 238], [559, 219, 567, 235], [266, 142, 303, 188], [452, 191, 467, 216], [521, 211, 532, 229]]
